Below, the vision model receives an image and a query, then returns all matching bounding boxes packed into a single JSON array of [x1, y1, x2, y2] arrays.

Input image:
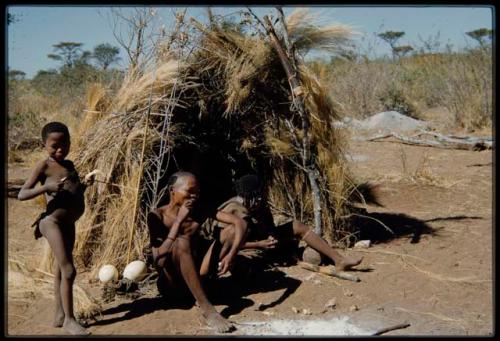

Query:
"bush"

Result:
[[323, 48, 492, 129]]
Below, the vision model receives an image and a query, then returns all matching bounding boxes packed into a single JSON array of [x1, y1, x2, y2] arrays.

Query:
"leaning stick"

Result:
[[372, 323, 410, 336], [126, 115, 150, 265], [297, 261, 360, 282]]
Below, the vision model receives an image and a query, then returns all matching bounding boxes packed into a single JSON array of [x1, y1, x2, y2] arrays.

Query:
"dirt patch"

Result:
[[6, 135, 493, 336]]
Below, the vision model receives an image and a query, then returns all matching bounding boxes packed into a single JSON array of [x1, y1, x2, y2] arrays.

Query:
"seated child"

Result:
[[221, 174, 363, 272], [18, 122, 94, 335], [146, 171, 247, 333]]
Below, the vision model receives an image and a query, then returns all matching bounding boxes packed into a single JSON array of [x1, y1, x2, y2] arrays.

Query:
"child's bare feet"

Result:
[[336, 256, 363, 272], [63, 318, 90, 335], [202, 309, 235, 333], [53, 311, 65, 328]]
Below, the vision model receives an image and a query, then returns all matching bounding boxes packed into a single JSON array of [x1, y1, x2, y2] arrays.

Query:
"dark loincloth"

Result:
[[31, 212, 47, 240]]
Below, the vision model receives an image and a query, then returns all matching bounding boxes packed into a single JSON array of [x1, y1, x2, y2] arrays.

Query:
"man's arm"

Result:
[[242, 236, 278, 250], [147, 206, 191, 266], [215, 210, 247, 267]]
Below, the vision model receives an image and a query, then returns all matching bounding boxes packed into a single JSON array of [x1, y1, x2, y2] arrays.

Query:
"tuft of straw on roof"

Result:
[[286, 8, 359, 54]]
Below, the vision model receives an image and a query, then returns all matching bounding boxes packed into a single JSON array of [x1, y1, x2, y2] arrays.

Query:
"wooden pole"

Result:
[[262, 15, 323, 235], [125, 103, 151, 264]]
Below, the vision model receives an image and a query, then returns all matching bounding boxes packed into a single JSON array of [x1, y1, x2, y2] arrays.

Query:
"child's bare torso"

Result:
[[42, 158, 85, 223]]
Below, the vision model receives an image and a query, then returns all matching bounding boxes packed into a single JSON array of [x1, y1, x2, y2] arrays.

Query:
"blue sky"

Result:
[[7, 5, 494, 78]]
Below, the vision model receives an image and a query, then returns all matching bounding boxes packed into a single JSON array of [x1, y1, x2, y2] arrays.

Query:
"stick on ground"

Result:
[[372, 323, 411, 335], [297, 261, 360, 282]]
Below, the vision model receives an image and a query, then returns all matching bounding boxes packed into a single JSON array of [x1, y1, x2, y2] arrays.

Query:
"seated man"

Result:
[[147, 171, 247, 333], [219, 174, 363, 272]]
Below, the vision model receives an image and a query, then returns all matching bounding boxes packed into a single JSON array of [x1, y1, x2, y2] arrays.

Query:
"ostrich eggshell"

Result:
[[98, 264, 119, 283], [123, 260, 147, 281]]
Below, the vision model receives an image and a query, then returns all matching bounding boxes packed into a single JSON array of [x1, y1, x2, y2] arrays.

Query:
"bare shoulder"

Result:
[[36, 158, 50, 171], [31, 159, 49, 177]]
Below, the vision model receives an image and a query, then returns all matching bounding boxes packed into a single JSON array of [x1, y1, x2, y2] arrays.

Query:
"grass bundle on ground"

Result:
[[8, 257, 102, 321], [69, 9, 364, 275]]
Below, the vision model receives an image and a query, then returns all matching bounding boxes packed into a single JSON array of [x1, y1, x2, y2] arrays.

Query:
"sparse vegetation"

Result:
[[323, 41, 492, 130]]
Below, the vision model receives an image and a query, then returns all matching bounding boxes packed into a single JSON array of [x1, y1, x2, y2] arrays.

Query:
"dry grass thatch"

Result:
[[70, 9, 362, 274], [8, 257, 102, 321]]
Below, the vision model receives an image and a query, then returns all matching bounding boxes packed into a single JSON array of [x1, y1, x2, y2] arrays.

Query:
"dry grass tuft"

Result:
[[8, 257, 102, 321], [286, 8, 358, 54]]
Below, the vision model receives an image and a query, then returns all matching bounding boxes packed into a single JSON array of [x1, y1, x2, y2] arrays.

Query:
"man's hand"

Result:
[[217, 254, 234, 276], [259, 235, 278, 249], [160, 238, 175, 254]]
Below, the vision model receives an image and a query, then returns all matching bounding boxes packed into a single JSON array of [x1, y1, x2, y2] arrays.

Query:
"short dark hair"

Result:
[[234, 174, 262, 199], [41, 122, 70, 142]]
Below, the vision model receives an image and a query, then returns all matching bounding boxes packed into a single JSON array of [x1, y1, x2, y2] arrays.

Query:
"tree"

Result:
[[7, 13, 19, 25], [378, 30, 405, 60], [32, 69, 60, 93], [8, 69, 26, 81], [393, 45, 414, 58], [106, 8, 158, 71], [466, 28, 493, 48], [48, 42, 84, 68], [92, 43, 121, 70]]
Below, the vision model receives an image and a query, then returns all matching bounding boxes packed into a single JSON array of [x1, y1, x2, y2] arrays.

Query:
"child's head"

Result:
[[235, 174, 263, 210], [167, 171, 200, 208], [41, 122, 71, 161]]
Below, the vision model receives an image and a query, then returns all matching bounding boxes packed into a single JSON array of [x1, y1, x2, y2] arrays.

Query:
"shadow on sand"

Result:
[[347, 207, 482, 244], [88, 264, 301, 326]]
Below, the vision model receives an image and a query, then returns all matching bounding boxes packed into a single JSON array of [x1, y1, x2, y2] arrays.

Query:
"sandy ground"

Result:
[[6, 131, 493, 336]]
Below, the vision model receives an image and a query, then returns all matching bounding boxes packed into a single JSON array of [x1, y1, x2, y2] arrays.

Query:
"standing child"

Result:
[[18, 122, 94, 335]]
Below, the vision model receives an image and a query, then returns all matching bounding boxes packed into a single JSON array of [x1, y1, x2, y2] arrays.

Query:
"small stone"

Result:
[[349, 305, 359, 312], [302, 247, 322, 265], [262, 310, 275, 316], [343, 289, 353, 297], [302, 309, 312, 315], [324, 298, 337, 309], [292, 307, 300, 314]]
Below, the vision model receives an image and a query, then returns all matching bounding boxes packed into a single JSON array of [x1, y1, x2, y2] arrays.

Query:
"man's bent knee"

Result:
[[174, 237, 192, 255], [292, 220, 311, 237]]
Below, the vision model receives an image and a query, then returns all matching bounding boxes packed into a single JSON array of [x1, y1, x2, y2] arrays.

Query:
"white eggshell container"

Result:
[[98, 264, 119, 284], [123, 260, 147, 281]]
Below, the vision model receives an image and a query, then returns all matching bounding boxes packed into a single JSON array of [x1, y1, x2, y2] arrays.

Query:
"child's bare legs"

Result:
[[292, 220, 362, 271], [173, 236, 234, 333], [53, 268, 64, 327], [39, 217, 89, 335]]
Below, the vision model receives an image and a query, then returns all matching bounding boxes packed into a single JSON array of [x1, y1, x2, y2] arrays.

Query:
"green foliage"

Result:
[[48, 42, 85, 68], [377, 31, 405, 48], [466, 28, 493, 47], [393, 45, 414, 58], [92, 43, 121, 70], [8, 69, 26, 81], [324, 46, 492, 129], [7, 13, 19, 25], [379, 83, 418, 118]]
